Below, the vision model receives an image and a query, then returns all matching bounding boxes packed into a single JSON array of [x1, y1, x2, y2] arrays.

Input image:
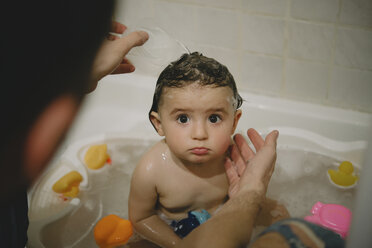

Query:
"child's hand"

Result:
[[225, 128, 279, 199], [90, 21, 149, 91]]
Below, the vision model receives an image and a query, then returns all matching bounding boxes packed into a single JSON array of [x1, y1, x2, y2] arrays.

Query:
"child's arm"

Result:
[[129, 160, 181, 248]]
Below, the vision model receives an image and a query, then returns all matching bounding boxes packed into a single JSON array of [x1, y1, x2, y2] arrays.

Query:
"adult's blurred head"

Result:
[[0, 0, 115, 200]]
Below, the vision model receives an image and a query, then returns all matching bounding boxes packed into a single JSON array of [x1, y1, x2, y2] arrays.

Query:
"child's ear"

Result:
[[232, 109, 242, 134], [150, 111, 165, 136]]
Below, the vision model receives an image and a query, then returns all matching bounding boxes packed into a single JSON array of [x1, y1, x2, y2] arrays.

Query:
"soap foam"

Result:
[[267, 148, 356, 218]]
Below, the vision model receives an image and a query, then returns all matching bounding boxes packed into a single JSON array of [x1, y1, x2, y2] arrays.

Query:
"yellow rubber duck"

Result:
[[94, 214, 133, 248], [52, 171, 83, 198], [84, 144, 110, 170], [328, 161, 358, 187]]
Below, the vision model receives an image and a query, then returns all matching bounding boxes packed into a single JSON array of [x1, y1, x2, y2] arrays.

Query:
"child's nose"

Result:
[[191, 121, 208, 140]]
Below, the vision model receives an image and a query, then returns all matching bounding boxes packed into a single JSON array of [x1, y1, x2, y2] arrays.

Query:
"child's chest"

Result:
[[156, 166, 229, 219]]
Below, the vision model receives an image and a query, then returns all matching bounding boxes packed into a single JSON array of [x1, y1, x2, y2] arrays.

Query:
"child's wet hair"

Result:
[[149, 52, 243, 117]]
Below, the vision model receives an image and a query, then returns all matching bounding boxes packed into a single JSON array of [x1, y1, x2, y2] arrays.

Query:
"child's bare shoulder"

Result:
[[133, 139, 168, 176]]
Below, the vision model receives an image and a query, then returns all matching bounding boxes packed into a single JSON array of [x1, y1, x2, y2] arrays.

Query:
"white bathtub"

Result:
[[27, 72, 372, 247]]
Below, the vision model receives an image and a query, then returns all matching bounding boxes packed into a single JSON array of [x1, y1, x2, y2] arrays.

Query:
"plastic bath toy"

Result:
[[328, 161, 358, 188], [84, 144, 111, 170], [52, 171, 83, 198], [94, 214, 133, 248], [304, 202, 352, 238]]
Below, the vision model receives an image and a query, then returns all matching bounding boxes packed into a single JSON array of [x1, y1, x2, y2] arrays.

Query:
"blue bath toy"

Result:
[[171, 210, 211, 238]]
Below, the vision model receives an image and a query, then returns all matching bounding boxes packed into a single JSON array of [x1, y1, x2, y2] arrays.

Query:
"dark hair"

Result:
[[1, 0, 115, 198], [149, 52, 243, 118]]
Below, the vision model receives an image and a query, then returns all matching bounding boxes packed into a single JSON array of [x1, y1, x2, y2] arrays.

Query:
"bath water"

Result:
[[38, 139, 356, 247], [269, 148, 356, 217]]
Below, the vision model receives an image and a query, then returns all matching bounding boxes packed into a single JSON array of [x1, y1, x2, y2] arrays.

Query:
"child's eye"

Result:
[[209, 114, 221, 123], [177, 114, 189, 124]]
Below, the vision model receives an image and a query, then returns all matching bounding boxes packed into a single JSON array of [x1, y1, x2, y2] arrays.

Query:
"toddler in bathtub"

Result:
[[128, 52, 289, 247]]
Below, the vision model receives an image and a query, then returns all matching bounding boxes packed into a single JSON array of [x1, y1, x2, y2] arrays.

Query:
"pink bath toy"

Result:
[[304, 202, 351, 238]]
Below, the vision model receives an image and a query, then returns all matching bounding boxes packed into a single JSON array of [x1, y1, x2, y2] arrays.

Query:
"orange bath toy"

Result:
[[84, 144, 110, 170], [328, 161, 358, 187], [94, 214, 133, 248], [52, 171, 83, 198]]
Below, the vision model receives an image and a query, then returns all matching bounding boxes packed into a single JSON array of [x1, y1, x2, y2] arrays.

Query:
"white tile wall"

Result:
[[335, 27, 372, 70], [285, 59, 329, 102], [242, 0, 287, 16], [194, 6, 240, 49], [287, 21, 334, 63], [153, 1, 197, 44], [115, 0, 154, 26], [191, 0, 242, 9], [114, 0, 372, 113], [239, 53, 283, 94], [340, 0, 372, 27], [329, 67, 372, 111], [241, 15, 285, 56], [291, 0, 339, 23]]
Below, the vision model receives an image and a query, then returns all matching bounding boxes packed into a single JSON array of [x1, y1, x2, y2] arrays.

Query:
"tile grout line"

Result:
[[281, 0, 291, 98], [326, 0, 343, 105]]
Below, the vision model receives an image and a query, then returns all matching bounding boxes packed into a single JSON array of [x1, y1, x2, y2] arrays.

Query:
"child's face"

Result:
[[150, 83, 241, 165]]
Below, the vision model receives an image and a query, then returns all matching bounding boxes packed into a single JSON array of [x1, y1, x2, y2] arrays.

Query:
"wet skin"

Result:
[[129, 84, 241, 247]]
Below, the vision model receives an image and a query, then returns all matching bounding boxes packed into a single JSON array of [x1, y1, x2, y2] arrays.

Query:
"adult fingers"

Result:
[[115, 31, 149, 57], [224, 158, 241, 197], [247, 128, 264, 152], [224, 158, 239, 185], [107, 34, 120, 41], [234, 133, 255, 162], [110, 58, 135, 74], [264, 130, 279, 147], [110, 63, 135, 74], [121, 58, 131, 65], [230, 143, 247, 176], [259, 130, 279, 177], [110, 21, 126, 34]]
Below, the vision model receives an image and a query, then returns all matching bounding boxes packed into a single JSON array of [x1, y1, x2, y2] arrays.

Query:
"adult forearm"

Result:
[[134, 214, 181, 248], [179, 191, 264, 248]]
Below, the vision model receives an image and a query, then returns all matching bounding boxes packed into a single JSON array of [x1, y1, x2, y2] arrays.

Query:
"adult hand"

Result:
[[225, 128, 279, 198], [90, 21, 149, 90]]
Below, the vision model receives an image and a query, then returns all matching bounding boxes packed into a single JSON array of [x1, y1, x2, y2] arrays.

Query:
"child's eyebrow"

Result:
[[169, 107, 229, 115], [208, 108, 228, 113], [170, 108, 189, 115], [199, 107, 230, 115]]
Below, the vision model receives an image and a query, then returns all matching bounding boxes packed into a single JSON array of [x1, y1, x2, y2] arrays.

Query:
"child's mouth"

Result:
[[191, 147, 209, 155]]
